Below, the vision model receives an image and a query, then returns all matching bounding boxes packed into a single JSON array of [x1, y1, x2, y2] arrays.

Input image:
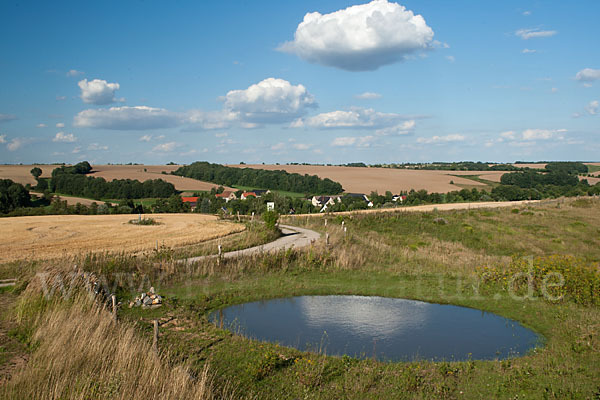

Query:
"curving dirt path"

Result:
[[180, 224, 321, 264]]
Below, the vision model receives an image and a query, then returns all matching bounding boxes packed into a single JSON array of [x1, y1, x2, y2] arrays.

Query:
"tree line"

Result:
[[34, 161, 177, 200], [173, 162, 344, 194]]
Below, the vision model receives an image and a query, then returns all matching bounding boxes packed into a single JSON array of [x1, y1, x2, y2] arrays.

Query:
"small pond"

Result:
[[211, 295, 541, 361]]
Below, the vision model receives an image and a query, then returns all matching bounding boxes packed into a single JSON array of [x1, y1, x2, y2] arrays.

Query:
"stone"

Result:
[[143, 296, 153, 306]]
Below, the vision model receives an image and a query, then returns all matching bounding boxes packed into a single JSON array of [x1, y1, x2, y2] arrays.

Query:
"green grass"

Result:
[[119, 266, 599, 399]]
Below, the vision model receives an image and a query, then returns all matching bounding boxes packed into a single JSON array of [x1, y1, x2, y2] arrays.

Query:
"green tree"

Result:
[[30, 167, 42, 179]]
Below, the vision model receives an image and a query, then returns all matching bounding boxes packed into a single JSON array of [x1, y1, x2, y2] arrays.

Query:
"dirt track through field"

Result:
[[180, 224, 321, 264], [0, 214, 244, 263]]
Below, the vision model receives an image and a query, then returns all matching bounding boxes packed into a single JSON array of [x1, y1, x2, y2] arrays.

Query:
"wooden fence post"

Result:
[[324, 219, 327, 227], [153, 320, 159, 353], [217, 244, 222, 267], [111, 294, 117, 323], [325, 232, 330, 247]]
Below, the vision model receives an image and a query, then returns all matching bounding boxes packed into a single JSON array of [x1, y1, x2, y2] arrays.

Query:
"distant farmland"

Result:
[[0, 164, 233, 192], [227, 164, 500, 194]]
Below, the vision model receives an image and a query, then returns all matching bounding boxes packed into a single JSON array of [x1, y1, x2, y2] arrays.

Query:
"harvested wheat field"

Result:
[[229, 164, 492, 194], [0, 165, 55, 186], [87, 165, 235, 192], [0, 214, 244, 263]]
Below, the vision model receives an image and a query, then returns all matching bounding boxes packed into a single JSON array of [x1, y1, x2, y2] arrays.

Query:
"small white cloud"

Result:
[[446, 55, 455, 62], [551, 87, 558, 93], [294, 108, 414, 135], [66, 69, 84, 77], [215, 132, 228, 138], [0, 134, 5, 143], [72, 146, 82, 154], [36, 123, 47, 128], [139, 135, 153, 142], [331, 136, 374, 147], [355, 92, 382, 100], [56, 122, 65, 128], [500, 130, 516, 139], [279, 0, 435, 71], [56, 95, 67, 101], [7, 137, 26, 151], [521, 48, 537, 54], [417, 134, 465, 144], [293, 143, 312, 150], [78, 78, 122, 105], [521, 128, 566, 140], [0, 114, 17, 122], [375, 119, 416, 136], [52, 132, 77, 143], [515, 28, 557, 40], [87, 143, 109, 151], [271, 142, 286, 151], [523, 11, 532, 16], [575, 68, 600, 83], [74, 106, 182, 130], [152, 142, 178, 152], [585, 100, 599, 115]]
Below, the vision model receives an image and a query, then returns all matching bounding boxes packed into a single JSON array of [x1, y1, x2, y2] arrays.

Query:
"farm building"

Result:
[[241, 192, 257, 200], [311, 196, 341, 208], [215, 190, 237, 202], [181, 196, 199, 210]]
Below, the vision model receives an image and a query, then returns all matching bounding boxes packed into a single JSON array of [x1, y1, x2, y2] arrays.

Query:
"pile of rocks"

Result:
[[129, 287, 163, 308]]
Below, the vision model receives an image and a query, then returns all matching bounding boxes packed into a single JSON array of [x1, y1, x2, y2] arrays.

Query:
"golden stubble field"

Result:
[[0, 214, 244, 263]]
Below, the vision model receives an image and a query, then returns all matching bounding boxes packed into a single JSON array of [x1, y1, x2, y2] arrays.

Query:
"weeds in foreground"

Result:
[[2, 292, 232, 400]]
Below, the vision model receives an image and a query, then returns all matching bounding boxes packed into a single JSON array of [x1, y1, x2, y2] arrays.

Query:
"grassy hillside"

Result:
[[1, 197, 599, 398]]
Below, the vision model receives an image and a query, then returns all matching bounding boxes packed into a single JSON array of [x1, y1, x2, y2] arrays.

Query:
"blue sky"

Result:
[[1, 0, 598, 165]]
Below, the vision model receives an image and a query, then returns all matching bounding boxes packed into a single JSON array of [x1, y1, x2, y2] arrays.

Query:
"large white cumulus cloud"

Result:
[[279, 0, 434, 71], [78, 78, 121, 105], [223, 78, 316, 123]]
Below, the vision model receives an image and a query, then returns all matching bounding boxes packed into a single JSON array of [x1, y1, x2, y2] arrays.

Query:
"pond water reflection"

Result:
[[212, 295, 540, 361]]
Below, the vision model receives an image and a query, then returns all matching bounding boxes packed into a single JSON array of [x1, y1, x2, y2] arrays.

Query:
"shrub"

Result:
[[478, 255, 600, 305], [262, 210, 279, 231]]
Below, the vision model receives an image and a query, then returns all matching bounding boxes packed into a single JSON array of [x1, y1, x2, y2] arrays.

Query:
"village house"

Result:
[[215, 190, 237, 202], [311, 195, 339, 208], [181, 196, 199, 210], [240, 191, 257, 200]]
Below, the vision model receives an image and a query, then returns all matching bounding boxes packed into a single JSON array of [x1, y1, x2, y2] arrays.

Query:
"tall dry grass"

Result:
[[2, 293, 233, 400]]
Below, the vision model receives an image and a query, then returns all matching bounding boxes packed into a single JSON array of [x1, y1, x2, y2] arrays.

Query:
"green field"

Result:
[[586, 164, 600, 173]]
